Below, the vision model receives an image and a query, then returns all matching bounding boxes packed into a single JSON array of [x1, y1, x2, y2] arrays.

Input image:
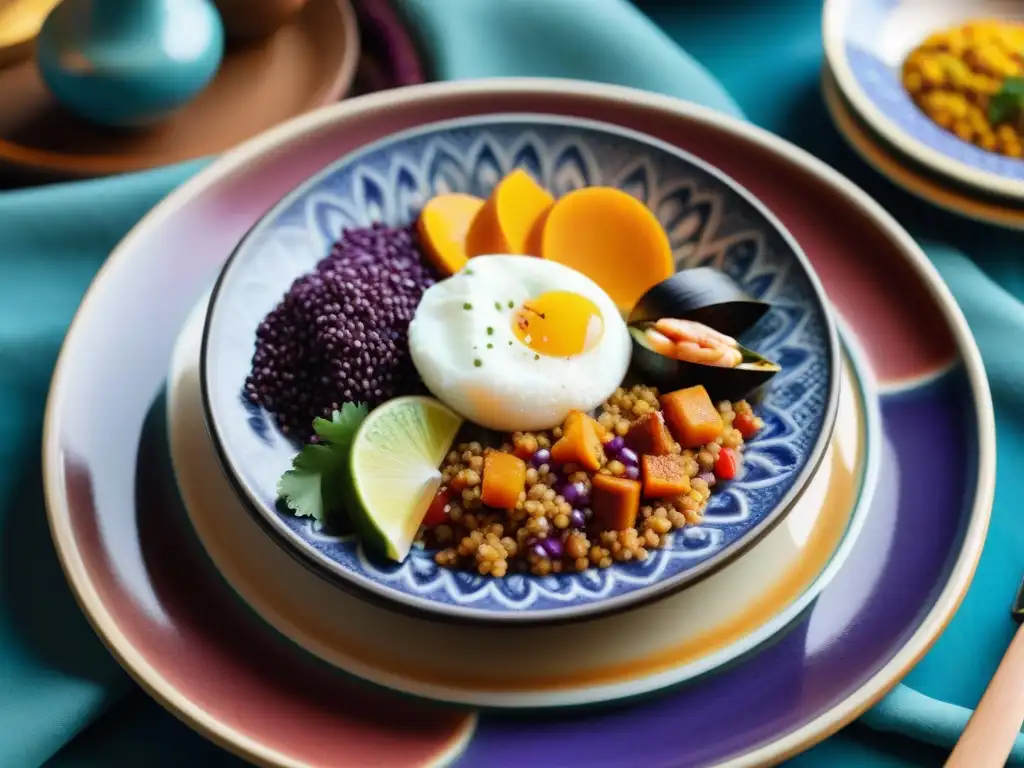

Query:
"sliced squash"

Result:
[[660, 385, 724, 448], [641, 454, 692, 498], [550, 410, 605, 471], [625, 410, 675, 456], [539, 186, 674, 310], [464, 169, 554, 256], [481, 451, 527, 509], [591, 473, 641, 531], [416, 193, 485, 276]]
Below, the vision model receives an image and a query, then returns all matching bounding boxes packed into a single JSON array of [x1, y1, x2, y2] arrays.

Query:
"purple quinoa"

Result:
[[244, 222, 436, 439]]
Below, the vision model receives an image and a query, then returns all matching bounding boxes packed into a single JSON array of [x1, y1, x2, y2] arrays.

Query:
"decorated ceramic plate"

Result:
[[177, 291, 876, 707], [43, 79, 993, 767], [200, 113, 841, 625], [823, 0, 1024, 200]]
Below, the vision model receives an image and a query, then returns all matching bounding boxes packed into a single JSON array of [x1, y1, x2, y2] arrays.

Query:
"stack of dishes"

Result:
[[823, 0, 1024, 229], [43, 79, 994, 767]]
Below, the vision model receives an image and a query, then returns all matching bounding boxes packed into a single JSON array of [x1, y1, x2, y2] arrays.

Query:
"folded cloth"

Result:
[[3, 0, 1022, 766], [0, 162, 205, 766]]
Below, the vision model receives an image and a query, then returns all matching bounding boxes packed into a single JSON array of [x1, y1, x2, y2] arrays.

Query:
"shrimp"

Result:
[[645, 318, 743, 368]]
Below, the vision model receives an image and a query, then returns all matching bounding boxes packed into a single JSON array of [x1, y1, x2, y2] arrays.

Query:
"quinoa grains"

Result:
[[421, 384, 762, 577]]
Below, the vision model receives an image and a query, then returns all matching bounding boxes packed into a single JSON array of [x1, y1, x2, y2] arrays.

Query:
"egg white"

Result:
[[408, 255, 631, 432]]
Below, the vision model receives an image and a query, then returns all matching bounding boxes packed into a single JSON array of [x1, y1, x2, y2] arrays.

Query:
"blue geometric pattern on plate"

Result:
[[203, 115, 836, 620], [841, 0, 1024, 181]]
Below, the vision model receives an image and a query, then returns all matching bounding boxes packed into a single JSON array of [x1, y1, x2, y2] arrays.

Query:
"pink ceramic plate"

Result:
[[43, 80, 991, 767]]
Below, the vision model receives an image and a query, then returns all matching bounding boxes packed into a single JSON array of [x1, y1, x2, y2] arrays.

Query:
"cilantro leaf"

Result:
[[989, 76, 1024, 126], [278, 464, 327, 520], [313, 402, 369, 445], [277, 444, 342, 520], [277, 404, 369, 522]]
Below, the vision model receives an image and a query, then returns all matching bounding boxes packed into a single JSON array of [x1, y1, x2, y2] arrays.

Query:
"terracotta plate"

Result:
[[0, 0, 359, 179]]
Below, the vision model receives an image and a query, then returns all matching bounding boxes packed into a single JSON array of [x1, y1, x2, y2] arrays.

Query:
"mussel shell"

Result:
[[628, 267, 770, 337], [629, 326, 780, 402]]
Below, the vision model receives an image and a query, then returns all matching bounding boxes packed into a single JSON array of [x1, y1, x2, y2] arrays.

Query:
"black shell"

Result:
[[628, 267, 769, 337], [629, 327, 780, 402]]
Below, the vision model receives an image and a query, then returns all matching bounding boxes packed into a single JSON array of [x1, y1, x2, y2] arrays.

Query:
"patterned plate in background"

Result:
[[824, 0, 1024, 200]]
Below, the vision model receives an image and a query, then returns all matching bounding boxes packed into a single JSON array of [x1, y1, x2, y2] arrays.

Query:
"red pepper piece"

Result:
[[714, 448, 738, 481], [422, 485, 453, 527]]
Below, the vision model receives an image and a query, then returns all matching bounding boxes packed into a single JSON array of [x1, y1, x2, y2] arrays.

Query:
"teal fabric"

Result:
[[36, 0, 224, 127], [1, 0, 1020, 765], [0, 162, 208, 767]]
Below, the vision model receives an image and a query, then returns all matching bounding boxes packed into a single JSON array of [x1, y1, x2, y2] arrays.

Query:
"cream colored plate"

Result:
[[169, 294, 879, 708]]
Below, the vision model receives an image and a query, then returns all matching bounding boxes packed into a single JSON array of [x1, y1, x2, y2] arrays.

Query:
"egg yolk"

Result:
[[511, 290, 604, 357]]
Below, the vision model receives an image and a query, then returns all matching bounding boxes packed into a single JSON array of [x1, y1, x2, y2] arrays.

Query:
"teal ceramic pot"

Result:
[[36, 0, 225, 128]]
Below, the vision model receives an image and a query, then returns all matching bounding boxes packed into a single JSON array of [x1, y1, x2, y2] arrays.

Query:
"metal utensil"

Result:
[[946, 576, 1024, 767]]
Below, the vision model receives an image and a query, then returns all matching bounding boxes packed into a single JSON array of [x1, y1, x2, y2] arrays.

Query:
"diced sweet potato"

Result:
[[591, 473, 641, 531], [625, 411, 675, 456], [481, 452, 527, 509], [660, 385, 724, 448], [550, 410, 605, 470], [641, 455, 691, 498]]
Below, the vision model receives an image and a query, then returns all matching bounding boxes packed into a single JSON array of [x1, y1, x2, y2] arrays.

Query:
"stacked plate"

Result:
[[823, 0, 1024, 229], [43, 79, 994, 767]]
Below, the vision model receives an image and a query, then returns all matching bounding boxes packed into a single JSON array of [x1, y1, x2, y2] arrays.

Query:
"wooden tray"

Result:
[[0, 0, 359, 179]]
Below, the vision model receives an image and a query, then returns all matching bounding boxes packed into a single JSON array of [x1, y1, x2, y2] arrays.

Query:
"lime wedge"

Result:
[[347, 396, 464, 562]]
